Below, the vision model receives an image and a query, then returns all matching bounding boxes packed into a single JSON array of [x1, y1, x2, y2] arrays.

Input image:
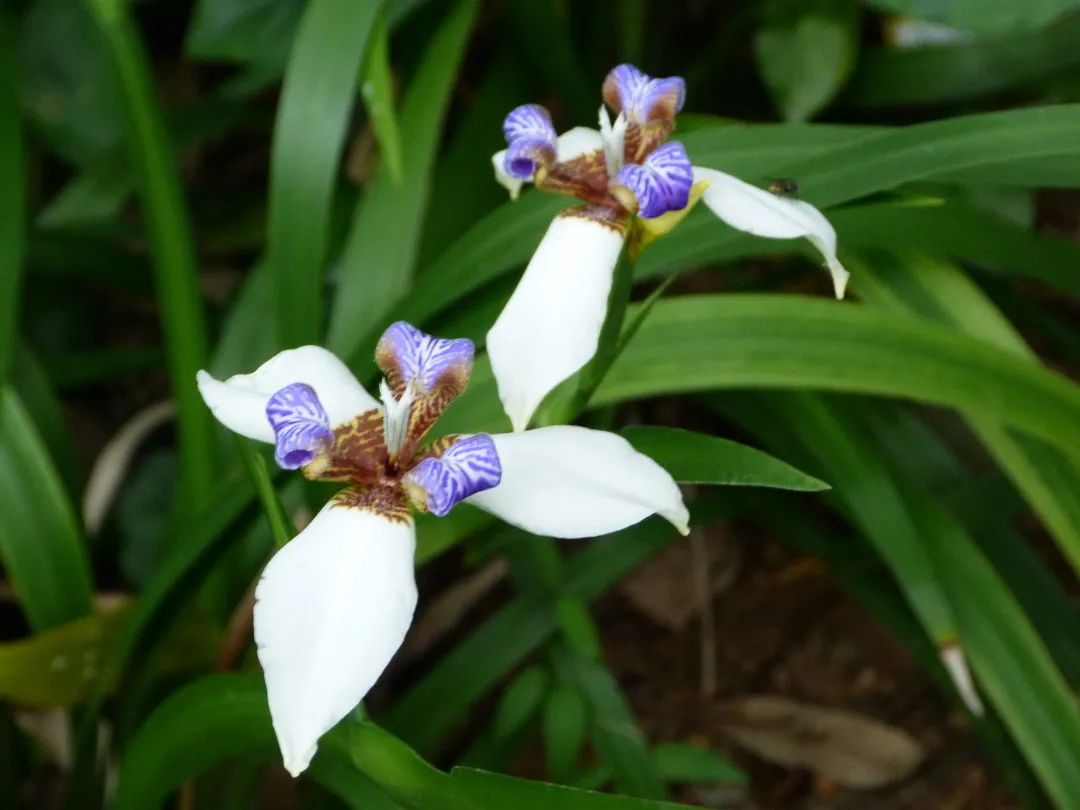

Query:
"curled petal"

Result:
[[492, 149, 525, 199], [266, 383, 332, 469], [196, 346, 378, 442], [602, 63, 686, 124], [502, 104, 558, 180], [487, 213, 627, 432], [254, 501, 417, 777], [468, 426, 689, 538], [612, 141, 693, 218], [376, 321, 474, 398], [403, 434, 502, 516], [693, 167, 850, 298]]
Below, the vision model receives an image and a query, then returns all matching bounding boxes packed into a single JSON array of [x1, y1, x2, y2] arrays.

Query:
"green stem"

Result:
[[235, 439, 293, 548]]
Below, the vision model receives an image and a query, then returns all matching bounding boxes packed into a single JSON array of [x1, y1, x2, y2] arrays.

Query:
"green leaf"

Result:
[[448, 767, 695, 809], [754, 0, 859, 122], [0, 20, 23, 384], [18, 0, 123, 165], [622, 425, 830, 491], [88, 0, 216, 511], [327, 0, 480, 358], [0, 386, 92, 630], [185, 0, 305, 69], [235, 439, 292, 549], [543, 683, 589, 783], [593, 295, 1080, 459], [861, 0, 1080, 34], [361, 12, 404, 185], [0, 609, 126, 707], [651, 743, 746, 785], [267, 0, 382, 346]]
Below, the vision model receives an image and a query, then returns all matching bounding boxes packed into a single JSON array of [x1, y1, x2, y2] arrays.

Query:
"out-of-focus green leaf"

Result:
[[0, 22, 22, 384], [504, 0, 593, 120], [862, 0, 1080, 34], [622, 425, 830, 491], [848, 13, 1080, 107], [543, 683, 589, 784], [185, 0, 305, 69], [267, 0, 382, 346], [593, 295, 1080, 458], [754, 0, 859, 122], [18, 0, 122, 166], [327, 0, 479, 359], [651, 743, 746, 785], [0, 387, 92, 630], [10, 345, 78, 493], [361, 12, 404, 185], [557, 651, 667, 799], [449, 767, 694, 809], [236, 439, 292, 548], [0, 608, 127, 707], [36, 159, 129, 229], [88, 0, 216, 511]]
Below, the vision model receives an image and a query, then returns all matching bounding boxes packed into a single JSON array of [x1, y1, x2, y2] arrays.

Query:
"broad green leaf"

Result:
[[754, 0, 859, 122], [862, 0, 1080, 33], [18, 0, 123, 165], [0, 608, 126, 707], [622, 425, 829, 491], [593, 295, 1080, 459], [267, 0, 382, 346], [651, 743, 746, 785], [0, 387, 92, 630], [327, 0, 479, 358], [848, 13, 1080, 106], [0, 22, 22, 384], [88, 0, 216, 510], [185, 0, 305, 69]]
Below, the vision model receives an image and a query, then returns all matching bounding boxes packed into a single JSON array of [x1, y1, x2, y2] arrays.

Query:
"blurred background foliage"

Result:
[[4, 0, 1080, 807]]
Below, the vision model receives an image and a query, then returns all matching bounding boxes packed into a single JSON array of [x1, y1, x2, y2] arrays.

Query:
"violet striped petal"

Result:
[[403, 434, 502, 517], [375, 322, 474, 397], [502, 104, 558, 180], [266, 383, 332, 469], [612, 141, 693, 218], [602, 64, 685, 123]]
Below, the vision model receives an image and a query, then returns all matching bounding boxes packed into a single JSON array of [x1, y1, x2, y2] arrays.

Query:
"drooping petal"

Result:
[[612, 141, 693, 218], [693, 167, 850, 298], [502, 104, 558, 180], [403, 434, 502, 517], [266, 383, 332, 469], [196, 346, 378, 442], [492, 149, 525, 199], [467, 426, 689, 538], [254, 500, 417, 777], [487, 212, 627, 432], [602, 64, 685, 124]]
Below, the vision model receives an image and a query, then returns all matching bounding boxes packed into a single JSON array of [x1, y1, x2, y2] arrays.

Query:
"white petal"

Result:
[[556, 126, 604, 162], [196, 346, 378, 442], [693, 166, 850, 299], [492, 148, 524, 200], [468, 426, 689, 538], [254, 502, 417, 776], [487, 215, 626, 432]]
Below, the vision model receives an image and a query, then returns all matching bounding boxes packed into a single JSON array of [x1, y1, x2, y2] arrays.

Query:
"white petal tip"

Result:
[[282, 746, 315, 778], [830, 260, 851, 300], [674, 520, 691, 537]]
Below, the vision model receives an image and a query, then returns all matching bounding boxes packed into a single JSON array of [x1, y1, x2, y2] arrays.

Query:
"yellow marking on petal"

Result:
[[629, 179, 711, 261]]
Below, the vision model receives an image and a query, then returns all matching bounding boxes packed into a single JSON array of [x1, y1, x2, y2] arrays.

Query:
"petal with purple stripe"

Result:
[[375, 321, 474, 397], [403, 434, 502, 517], [266, 383, 332, 469], [502, 104, 558, 180], [612, 141, 693, 218], [602, 64, 685, 124]]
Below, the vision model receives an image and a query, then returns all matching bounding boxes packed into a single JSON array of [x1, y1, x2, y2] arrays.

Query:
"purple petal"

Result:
[[502, 104, 557, 180], [403, 434, 502, 517], [266, 383, 332, 469], [376, 321, 474, 396], [602, 63, 685, 123], [612, 141, 693, 218]]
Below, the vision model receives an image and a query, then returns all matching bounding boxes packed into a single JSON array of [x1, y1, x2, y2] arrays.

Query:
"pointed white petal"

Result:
[[693, 166, 850, 298], [254, 502, 417, 776], [196, 346, 378, 442], [468, 426, 689, 538], [492, 148, 525, 200], [487, 215, 625, 432], [556, 126, 604, 162], [941, 643, 983, 715]]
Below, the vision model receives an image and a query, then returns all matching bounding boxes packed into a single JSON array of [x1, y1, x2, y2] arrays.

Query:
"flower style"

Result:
[[489, 63, 850, 433], [196, 323, 688, 777]]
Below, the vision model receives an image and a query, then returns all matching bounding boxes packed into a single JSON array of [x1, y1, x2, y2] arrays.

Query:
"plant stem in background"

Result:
[[87, 0, 215, 512]]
